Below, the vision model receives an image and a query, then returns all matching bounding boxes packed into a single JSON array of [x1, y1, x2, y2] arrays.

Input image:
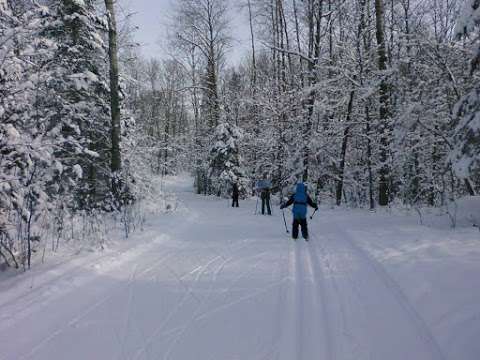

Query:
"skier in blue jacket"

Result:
[[280, 183, 318, 240]]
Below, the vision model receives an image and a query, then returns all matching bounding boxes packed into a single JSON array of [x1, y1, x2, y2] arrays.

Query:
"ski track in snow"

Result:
[[18, 252, 175, 360], [0, 177, 479, 360], [334, 229, 445, 359], [309, 226, 445, 360], [0, 243, 148, 317]]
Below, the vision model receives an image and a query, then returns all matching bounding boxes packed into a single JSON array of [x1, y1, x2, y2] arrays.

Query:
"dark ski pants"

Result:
[[262, 199, 271, 215], [232, 196, 239, 207], [292, 218, 308, 239]]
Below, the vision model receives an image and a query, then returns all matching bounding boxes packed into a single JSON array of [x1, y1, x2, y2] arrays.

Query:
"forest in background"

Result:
[[1, 0, 480, 270]]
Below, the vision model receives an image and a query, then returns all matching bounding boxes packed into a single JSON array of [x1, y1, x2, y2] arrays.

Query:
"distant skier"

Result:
[[231, 183, 239, 208], [261, 186, 272, 215], [255, 176, 272, 215], [280, 182, 318, 240]]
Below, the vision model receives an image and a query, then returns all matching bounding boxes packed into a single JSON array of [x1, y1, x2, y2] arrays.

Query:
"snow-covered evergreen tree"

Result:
[[0, 1, 61, 268], [451, 0, 480, 192], [40, 0, 112, 209], [208, 122, 248, 197], [0, 0, 120, 268]]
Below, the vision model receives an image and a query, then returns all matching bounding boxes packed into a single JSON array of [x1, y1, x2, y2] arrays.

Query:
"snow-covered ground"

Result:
[[0, 177, 479, 360]]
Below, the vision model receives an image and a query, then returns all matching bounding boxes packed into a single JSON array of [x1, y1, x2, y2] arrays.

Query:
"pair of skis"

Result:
[[293, 237, 309, 242]]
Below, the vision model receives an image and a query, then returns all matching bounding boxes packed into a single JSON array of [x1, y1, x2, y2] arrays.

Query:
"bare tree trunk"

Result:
[[271, 0, 279, 90], [275, 0, 285, 91], [105, 0, 122, 197], [302, 0, 323, 182], [328, 0, 333, 64], [190, 49, 203, 194], [336, 90, 355, 205], [465, 178, 476, 196], [206, 52, 220, 128], [292, 0, 304, 87], [0, 241, 18, 269], [374, 0, 391, 206], [164, 111, 170, 177], [277, 0, 287, 89], [278, 0, 293, 84], [366, 105, 375, 210], [358, 0, 375, 210], [247, 0, 257, 88], [247, 0, 260, 186]]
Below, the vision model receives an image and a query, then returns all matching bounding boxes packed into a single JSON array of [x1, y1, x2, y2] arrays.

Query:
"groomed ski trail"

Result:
[[1, 177, 479, 359], [308, 228, 445, 360]]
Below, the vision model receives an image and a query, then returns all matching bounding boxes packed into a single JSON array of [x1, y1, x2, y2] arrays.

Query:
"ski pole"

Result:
[[254, 196, 259, 215], [310, 208, 318, 220], [282, 209, 289, 233]]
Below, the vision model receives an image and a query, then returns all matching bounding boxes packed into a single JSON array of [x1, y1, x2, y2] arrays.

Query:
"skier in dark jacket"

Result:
[[261, 187, 272, 215], [280, 183, 318, 240], [231, 183, 239, 207]]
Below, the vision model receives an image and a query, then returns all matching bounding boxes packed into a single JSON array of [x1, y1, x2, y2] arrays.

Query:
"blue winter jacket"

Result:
[[282, 183, 317, 220]]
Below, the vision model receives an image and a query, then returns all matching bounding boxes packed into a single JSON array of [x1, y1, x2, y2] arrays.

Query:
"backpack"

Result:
[[292, 183, 308, 219], [256, 179, 272, 191]]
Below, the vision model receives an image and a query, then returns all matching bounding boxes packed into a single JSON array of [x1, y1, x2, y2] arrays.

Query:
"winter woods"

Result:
[[153, 0, 479, 206], [1, 0, 480, 270], [0, 0, 132, 269]]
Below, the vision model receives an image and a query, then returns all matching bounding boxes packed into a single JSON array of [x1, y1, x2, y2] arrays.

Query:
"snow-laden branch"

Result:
[[261, 41, 314, 64]]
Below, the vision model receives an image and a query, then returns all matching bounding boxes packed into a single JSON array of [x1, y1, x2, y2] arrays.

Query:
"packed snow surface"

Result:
[[1, 177, 479, 360]]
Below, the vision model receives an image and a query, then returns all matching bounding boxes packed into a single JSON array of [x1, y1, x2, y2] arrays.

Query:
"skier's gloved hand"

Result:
[[314, 204, 318, 210], [280, 203, 285, 209]]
